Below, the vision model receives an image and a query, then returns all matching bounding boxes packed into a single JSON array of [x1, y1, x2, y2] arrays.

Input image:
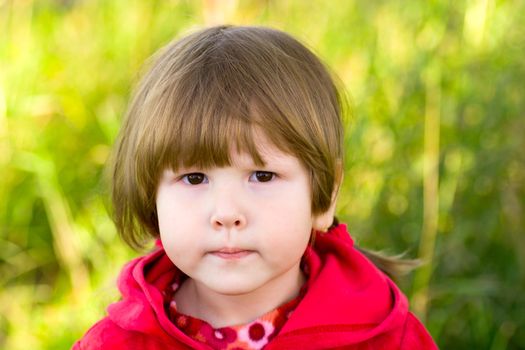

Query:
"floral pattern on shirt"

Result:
[[164, 264, 308, 350]]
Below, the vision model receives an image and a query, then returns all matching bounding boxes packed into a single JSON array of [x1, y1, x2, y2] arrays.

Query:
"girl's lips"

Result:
[[210, 248, 254, 259]]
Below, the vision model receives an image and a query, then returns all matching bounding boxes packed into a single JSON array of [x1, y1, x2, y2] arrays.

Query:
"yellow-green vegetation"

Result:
[[1, 1, 524, 349]]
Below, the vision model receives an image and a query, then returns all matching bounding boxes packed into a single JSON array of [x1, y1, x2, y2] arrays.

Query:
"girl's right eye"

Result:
[[181, 173, 208, 185]]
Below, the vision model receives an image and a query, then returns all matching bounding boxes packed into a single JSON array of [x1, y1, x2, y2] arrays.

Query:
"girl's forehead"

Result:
[[227, 130, 299, 167], [159, 107, 304, 173]]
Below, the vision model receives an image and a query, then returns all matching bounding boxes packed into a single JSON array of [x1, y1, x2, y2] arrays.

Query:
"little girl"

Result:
[[73, 25, 437, 349]]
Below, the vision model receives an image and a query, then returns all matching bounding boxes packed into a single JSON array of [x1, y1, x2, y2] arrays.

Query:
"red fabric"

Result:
[[72, 224, 438, 349]]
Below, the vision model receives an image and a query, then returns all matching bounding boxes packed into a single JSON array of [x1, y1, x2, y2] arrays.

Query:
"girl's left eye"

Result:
[[250, 171, 275, 183], [181, 173, 208, 185]]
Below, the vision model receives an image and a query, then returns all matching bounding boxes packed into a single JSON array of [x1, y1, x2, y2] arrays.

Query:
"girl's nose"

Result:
[[209, 177, 247, 230], [210, 190, 247, 230], [210, 211, 247, 230]]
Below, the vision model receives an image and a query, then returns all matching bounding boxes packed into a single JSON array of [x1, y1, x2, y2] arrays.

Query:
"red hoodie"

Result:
[[73, 224, 437, 349]]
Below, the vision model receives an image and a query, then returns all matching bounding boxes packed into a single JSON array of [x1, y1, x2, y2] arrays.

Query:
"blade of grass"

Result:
[[412, 63, 441, 322]]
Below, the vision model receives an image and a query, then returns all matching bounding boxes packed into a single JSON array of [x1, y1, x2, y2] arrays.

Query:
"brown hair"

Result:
[[109, 25, 416, 279]]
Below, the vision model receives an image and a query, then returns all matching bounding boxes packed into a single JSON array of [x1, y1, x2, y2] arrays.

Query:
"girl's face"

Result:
[[156, 132, 329, 298]]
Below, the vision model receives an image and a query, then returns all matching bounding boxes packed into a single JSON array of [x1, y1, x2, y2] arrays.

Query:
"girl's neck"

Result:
[[174, 263, 305, 328]]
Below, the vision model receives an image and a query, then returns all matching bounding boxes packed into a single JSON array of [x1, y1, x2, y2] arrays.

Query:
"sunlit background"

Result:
[[1, 0, 524, 349]]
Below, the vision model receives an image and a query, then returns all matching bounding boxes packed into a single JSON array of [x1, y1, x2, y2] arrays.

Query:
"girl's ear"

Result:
[[313, 162, 343, 232]]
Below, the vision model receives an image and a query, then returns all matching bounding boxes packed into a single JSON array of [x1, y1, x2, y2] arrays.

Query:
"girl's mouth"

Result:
[[210, 248, 254, 259]]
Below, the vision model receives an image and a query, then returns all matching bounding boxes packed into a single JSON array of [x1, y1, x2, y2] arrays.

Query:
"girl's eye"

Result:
[[182, 173, 207, 185], [250, 171, 275, 183]]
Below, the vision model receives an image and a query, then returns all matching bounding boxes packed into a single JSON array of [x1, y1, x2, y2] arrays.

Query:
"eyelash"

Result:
[[180, 171, 275, 185]]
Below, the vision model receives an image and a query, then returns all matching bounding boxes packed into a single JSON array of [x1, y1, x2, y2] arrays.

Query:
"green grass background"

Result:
[[1, 0, 524, 349]]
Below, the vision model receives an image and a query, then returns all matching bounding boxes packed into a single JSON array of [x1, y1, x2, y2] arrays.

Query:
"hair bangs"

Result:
[[155, 70, 274, 174]]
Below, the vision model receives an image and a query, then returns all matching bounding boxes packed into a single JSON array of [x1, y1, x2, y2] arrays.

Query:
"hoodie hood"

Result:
[[106, 224, 411, 349], [267, 224, 409, 349]]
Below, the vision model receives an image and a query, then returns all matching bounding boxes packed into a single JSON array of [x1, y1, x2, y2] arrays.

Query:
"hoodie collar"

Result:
[[107, 224, 408, 348]]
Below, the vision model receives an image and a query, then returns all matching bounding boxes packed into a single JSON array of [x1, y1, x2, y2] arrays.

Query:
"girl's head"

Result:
[[111, 25, 345, 249]]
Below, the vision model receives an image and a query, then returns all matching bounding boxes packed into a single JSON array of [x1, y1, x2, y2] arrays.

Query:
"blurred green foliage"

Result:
[[1, 0, 524, 349]]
